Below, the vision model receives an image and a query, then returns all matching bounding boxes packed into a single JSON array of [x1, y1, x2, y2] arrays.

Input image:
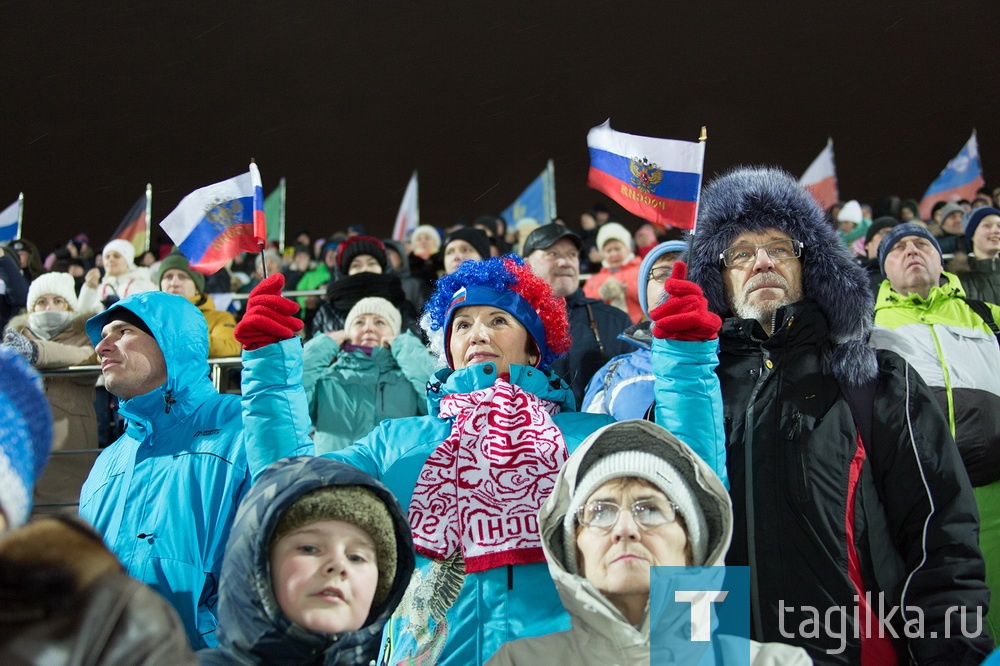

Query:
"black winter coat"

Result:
[[719, 300, 991, 665]]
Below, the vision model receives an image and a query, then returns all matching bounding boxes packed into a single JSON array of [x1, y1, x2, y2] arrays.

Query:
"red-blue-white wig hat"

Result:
[[421, 255, 571, 371]]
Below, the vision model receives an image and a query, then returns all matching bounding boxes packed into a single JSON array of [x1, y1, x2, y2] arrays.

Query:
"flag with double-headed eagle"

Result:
[[918, 130, 986, 220], [586, 120, 704, 230], [159, 163, 266, 274]]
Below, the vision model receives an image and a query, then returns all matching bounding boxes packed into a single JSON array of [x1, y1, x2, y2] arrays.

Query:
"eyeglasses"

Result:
[[719, 239, 804, 268], [576, 498, 679, 531], [648, 266, 673, 283]]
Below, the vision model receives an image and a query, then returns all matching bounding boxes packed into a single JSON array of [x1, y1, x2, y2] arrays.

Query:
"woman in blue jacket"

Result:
[[317, 256, 725, 665]]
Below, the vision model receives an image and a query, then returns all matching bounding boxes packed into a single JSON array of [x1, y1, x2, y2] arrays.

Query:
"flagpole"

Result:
[[16, 192, 23, 240], [278, 177, 287, 253], [250, 158, 267, 278], [687, 127, 707, 257], [546, 160, 556, 224], [144, 183, 152, 254]]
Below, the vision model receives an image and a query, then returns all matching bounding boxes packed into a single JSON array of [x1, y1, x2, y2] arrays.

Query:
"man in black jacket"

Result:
[[685, 166, 991, 664], [522, 224, 633, 407]]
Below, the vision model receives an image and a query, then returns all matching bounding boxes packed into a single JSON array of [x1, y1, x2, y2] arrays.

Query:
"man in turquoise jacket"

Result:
[[79, 288, 312, 649]]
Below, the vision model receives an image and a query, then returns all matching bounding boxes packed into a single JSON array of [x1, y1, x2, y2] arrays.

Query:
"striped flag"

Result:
[[159, 163, 266, 274], [392, 171, 419, 242], [109, 186, 151, 256], [919, 131, 986, 220], [587, 120, 704, 230], [0, 194, 22, 242], [799, 138, 839, 211]]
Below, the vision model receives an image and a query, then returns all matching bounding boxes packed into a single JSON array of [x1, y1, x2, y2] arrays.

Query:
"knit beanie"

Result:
[[964, 206, 1000, 249], [0, 348, 53, 529], [103, 239, 136, 267], [410, 225, 441, 253], [878, 222, 943, 277], [865, 216, 899, 247], [157, 251, 205, 294], [596, 222, 635, 252], [336, 236, 388, 274], [345, 297, 402, 337], [837, 200, 863, 224], [27, 272, 79, 312], [563, 449, 708, 571], [443, 228, 491, 262], [272, 485, 398, 607]]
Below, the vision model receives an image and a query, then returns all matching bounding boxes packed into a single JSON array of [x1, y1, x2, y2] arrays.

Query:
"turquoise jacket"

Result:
[[79, 292, 311, 649], [324, 339, 724, 665], [302, 331, 437, 454]]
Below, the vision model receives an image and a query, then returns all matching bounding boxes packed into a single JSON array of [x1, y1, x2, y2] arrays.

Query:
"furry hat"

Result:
[[157, 252, 205, 293], [596, 222, 635, 252], [336, 236, 387, 275], [421, 255, 570, 370], [272, 485, 398, 608], [102, 239, 136, 267], [443, 228, 491, 262], [638, 239, 688, 316], [878, 223, 942, 277], [964, 206, 1000, 249], [687, 166, 877, 386], [0, 349, 53, 529], [345, 297, 402, 337], [27, 272, 79, 312]]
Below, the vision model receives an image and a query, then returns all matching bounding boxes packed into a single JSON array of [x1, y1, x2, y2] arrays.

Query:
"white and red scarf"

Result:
[[408, 377, 567, 573]]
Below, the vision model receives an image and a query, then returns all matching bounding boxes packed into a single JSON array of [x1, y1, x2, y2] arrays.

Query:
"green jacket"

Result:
[[872, 272, 1000, 486], [294, 263, 332, 314], [302, 331, 438, 454]]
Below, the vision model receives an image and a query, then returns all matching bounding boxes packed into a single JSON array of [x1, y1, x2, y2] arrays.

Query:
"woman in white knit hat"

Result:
[[301, 296, 437, 454], [488, 420, 811, 665], [77, 239, 157, 314], [3, 272, 98, 453], [583, 222, 645, 323]]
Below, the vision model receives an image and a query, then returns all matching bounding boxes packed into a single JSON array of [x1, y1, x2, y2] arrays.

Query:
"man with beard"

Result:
[[685, 166, 990, 664]]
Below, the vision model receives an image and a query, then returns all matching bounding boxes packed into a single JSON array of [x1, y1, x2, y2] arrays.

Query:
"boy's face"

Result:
[[270, 520, 379, 634]]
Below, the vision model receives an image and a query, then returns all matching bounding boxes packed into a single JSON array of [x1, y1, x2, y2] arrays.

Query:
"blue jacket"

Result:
[[580, 321, 654, 420], [199, 456, 416, 666], [325, 349, 723, 665], [79, 292, 312, 649]]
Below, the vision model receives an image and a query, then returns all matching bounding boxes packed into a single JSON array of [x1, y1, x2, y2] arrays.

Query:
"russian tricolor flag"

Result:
[[919, 130, 985, 220], [159, 163, 266, 274], [0, 195, 21, 242], [587, 120, 705, 230]]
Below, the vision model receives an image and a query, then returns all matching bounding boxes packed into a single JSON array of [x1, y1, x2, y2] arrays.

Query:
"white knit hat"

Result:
[[837, 200, 863, 224], [564, 449, 709, 571], [345, 297, 402, 337], [596, 222, 635, 252], [102, 239, 136, 267], [410, 225, 441, 253], [27, 272, 79, 312]]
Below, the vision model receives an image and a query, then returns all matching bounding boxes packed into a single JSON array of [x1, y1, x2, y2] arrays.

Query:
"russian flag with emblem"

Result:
[[159, 163, 266, 274], [919, 130, 985, 220], [587, 120, 705, 230]]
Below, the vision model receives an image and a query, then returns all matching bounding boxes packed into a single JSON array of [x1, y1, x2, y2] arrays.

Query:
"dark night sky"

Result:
[[3, 1, 999, 253]]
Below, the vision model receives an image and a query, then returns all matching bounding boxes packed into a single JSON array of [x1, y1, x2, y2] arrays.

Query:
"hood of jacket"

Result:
[[382, 239, 412, 278], [426, 361, 577, 416], [537, 419, 732, 648], [85, 291, 216, 433], [209, 456, 415, 665], [687, 166, 877, 385], [637, 240, 688, 317]]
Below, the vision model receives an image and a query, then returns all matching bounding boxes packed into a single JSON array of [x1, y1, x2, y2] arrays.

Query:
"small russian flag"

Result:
[[159, 163, 266, 274]]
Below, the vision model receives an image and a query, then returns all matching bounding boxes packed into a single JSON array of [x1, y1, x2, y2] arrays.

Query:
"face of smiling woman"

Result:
[[448, 305, 537, 374]]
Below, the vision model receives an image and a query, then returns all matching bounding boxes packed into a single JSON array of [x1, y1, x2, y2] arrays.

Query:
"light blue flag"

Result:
[[500, 160, 556, 226], [0, 195, 22, 242]]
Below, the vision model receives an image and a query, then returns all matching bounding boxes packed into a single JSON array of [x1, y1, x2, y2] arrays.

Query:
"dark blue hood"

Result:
[[201, 457, 415, 665]]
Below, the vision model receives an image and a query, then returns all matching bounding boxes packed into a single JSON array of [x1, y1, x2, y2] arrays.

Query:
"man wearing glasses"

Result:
[[683, 166, 990, 664]]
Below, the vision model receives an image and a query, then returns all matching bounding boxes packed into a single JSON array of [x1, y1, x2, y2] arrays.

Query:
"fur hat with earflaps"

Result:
[[686, 165, 877, 386]]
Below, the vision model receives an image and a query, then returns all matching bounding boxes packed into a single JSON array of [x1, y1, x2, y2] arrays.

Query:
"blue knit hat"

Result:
[[0, 348, 53, 529], [638, 239, 689, 317], [964, 207, 1000, 250], [878, 222, 942, 277]]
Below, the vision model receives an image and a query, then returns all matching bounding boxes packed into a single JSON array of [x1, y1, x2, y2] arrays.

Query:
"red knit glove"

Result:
[[650, 261, 721, 341], [234, 274, 304, 350]]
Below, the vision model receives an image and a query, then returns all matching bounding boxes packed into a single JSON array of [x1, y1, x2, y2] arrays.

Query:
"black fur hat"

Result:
[[688, 165, 877, 386]]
